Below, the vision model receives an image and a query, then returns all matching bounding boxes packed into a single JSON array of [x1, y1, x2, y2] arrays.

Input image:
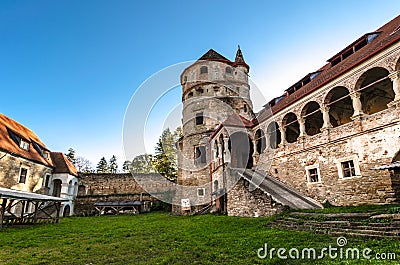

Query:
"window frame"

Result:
[[197, 188, 205, 197], [195, 112, 204, 125], [336, 155, 361, 179], [19, 140, 30, 151], [194, 145, 207, 166], [19, 167, 28, 184], [44, 174, 51, 187], [305, 164, 321, 184], [200, 66, 208, 74]]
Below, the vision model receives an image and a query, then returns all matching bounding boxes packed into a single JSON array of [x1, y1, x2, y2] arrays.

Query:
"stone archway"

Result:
[[229, 131, 253, 169], [356, 67, 394, 115], [324, 86, 353, 127], [301, 101, 323, 136], [282, 112, 300, 143], [63, 205, 70, 217]]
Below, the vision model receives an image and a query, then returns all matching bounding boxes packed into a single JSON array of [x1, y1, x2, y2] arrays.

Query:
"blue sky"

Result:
[[1, 1, 399, 168]]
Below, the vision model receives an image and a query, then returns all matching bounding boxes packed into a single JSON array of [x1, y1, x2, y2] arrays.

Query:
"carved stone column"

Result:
[[388, 71, 400, 107], [278, 126, 286, 147], [252, 139, 259, 166], [223, 137, 231, 163], [350, 92, 365, 119], [217, 141, 223, 159], [298, 117, 306, 138], [320, 105, 333, 130]]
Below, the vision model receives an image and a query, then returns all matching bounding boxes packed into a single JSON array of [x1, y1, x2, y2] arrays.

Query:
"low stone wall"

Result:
[[75, 173, 176, 215]]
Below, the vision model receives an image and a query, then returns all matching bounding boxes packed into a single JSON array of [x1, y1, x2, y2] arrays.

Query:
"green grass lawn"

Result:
[[0, 212, 399, 265]]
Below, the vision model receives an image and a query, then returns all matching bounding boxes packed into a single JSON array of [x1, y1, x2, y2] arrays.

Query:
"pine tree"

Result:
[[65, 148, 76, 164], [122, 160, 132, 172], [153, 127, 181, 181], [96, 157, 108, 173], [109, 155, 118, 173]]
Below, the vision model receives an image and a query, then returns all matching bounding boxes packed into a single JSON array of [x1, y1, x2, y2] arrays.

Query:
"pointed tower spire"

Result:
[[234, 45, 249, 70], [235, 45, 245, 63]]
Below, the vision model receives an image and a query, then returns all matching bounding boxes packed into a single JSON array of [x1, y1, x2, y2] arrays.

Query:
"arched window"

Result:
[[301, 101, 323, 136], [267, 122, 281, 149], [255, 129, 266, 154], [52, 179, 62, 197], [200, 66, 208, 74], [68, 180, 73, 195], [324, 86, 353, 127], [225, 67, 232, 74], [356, 67, 394, 115], [214, 180, 219, 191], [282, 112, 300, 143], [229, 132, 253, 169], [214, 140, 219, 158], [74, 182, 78, 196]]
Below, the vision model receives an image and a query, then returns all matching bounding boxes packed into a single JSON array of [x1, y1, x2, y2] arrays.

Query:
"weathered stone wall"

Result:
[[261, 108, 400, 206], [0, 151, 52, 194], [227, 178, 284, 217], [75, 193, 158, 215], [78, 173, 174, 195], [76, 173, 175, 215]]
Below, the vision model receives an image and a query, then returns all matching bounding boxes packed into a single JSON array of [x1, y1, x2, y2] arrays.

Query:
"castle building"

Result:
[[0, 113, 78, 217], [176, 15, 400, 217]]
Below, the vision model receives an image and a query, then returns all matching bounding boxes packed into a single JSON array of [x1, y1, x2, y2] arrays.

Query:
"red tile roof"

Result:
[[50, 152, 78, 176], [0, 113, 53, 167], [209, 113, 257, 141], [257, 15, 400, 122]]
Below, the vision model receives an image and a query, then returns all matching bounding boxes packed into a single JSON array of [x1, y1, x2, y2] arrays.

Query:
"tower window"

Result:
[[225, 67, 232, 74], [195, 112, 204, 125], [195, 146, 206, 165], [197, 188, 205, 197], [196, 88, 204, 94], [200, 66, 208, 74]]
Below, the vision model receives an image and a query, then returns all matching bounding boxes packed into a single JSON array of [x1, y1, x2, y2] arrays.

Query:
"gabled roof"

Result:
[[0, 113, 53, 167], [50, 152, 78, 176], [258, 14, 400, 122], [222, 113, 257, 128], [209, 113, 257, 141]]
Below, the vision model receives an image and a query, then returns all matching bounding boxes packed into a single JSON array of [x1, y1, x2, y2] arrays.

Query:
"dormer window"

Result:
[[200, 66, 208, 74], [20, 140, 29, 151], [32, 141, 43, 155], [328, 32, 381, 67], [43, 151, 49, 159]]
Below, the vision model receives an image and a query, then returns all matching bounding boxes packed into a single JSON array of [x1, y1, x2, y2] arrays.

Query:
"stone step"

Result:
[[268, 219, 400, 239]]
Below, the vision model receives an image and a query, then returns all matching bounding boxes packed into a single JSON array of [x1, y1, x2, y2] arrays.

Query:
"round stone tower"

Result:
[[177, 47, 254, 211]]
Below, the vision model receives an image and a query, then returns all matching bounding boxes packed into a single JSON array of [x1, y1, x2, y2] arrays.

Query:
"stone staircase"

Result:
[[268, 212, 400, 239], [238, 169, 323, 210]]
